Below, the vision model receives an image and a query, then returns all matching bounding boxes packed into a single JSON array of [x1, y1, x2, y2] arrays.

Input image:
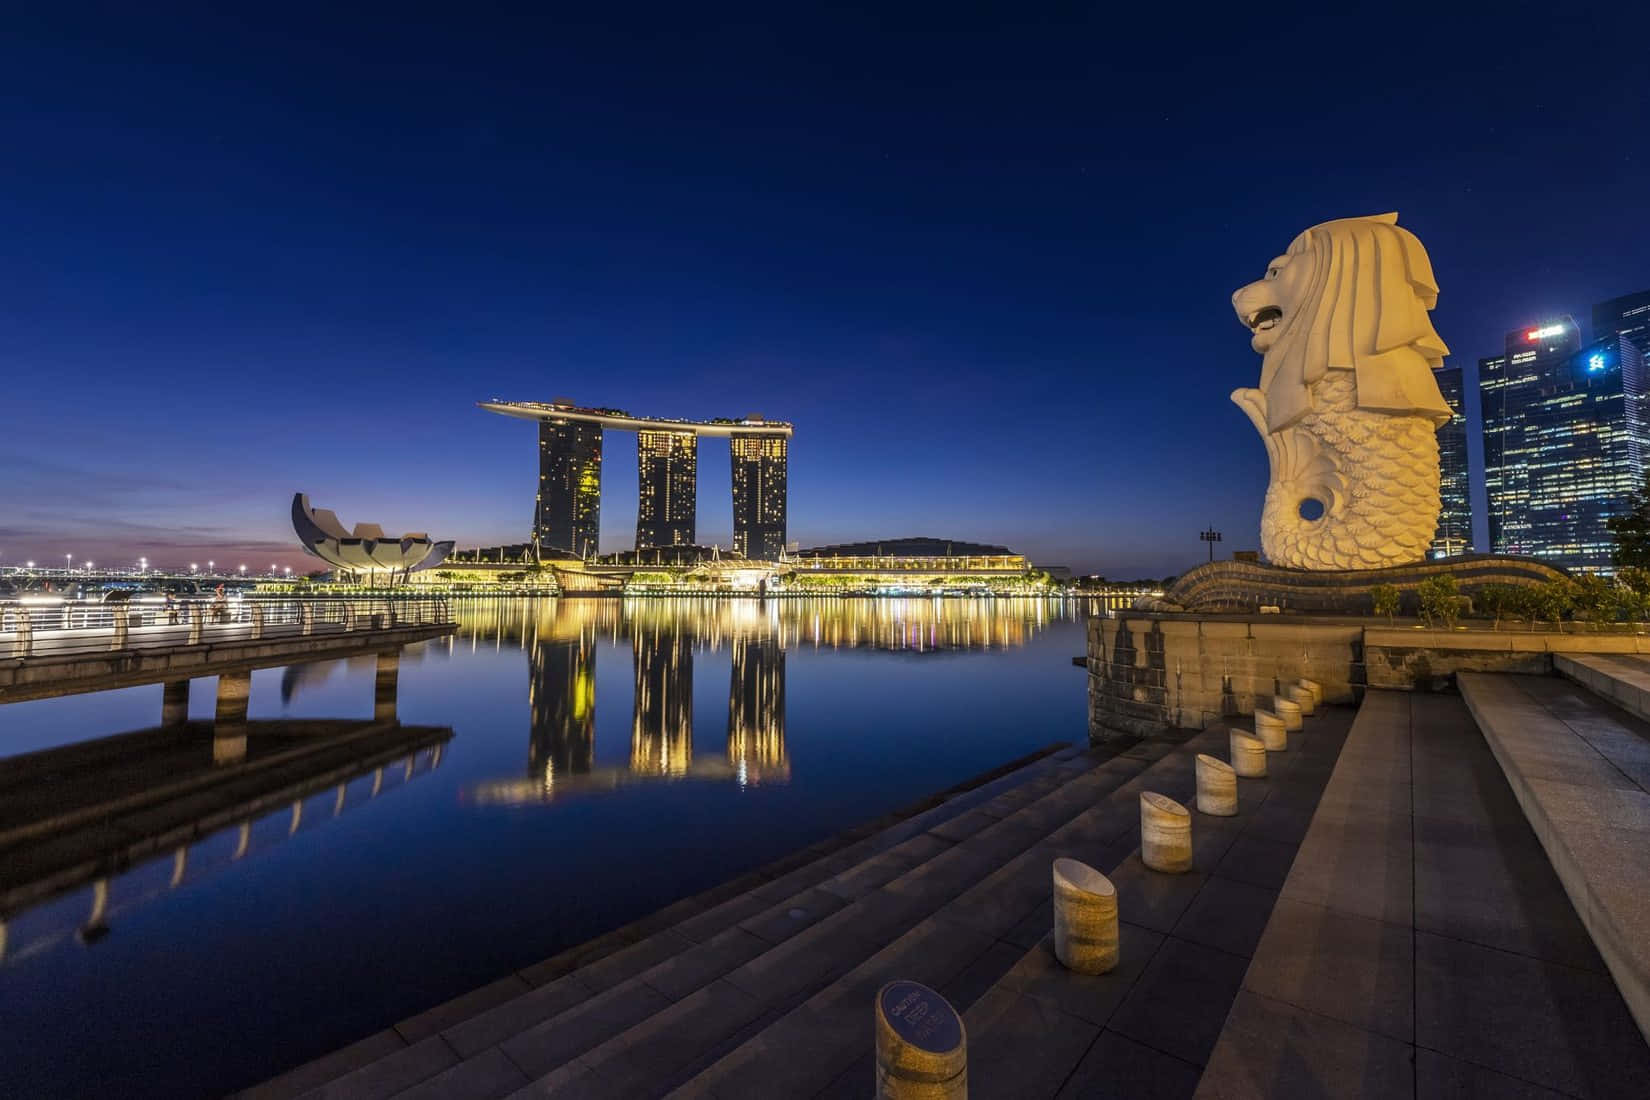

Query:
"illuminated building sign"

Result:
[[1526, 324, 1567, 341], [1588, 353, 1606, 372]]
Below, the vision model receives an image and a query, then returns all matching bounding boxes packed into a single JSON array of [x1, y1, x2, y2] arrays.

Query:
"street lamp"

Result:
[[190, 563, 198, 573], [1199, 527, 1223, 563], [65, 553, 72, 571], [239, 564, 246, 575], [283, 566, 291, 577], [208, 560, 215, 573], [139, 557, 148, 573]]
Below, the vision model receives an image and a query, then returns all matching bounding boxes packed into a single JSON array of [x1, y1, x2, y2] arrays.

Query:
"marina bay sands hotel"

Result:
[[480, 399, 792, 562]]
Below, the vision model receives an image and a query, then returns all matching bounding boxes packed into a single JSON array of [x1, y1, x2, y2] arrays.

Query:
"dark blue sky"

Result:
[[3, 4, 1647, 575]]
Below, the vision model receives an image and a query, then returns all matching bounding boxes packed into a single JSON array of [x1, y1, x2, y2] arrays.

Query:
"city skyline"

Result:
[[3, 8, 1648, 576]]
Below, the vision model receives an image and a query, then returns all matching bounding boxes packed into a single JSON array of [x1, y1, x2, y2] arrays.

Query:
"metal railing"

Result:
[[0, 595, 453, 661]]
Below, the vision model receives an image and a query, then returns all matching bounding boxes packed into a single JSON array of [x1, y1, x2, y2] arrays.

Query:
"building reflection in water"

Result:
[[631, 622, 693, 776], [463, 595, 1079, 804], [728, 635, 787, 783]]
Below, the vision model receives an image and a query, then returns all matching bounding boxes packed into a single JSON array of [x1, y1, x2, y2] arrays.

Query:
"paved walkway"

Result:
[[1198, 690, 1650, 1099]]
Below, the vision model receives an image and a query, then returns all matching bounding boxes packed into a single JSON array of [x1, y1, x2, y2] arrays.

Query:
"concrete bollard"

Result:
[[1052, 858, 1119, 974], [1195, 753, 1238, 816], [300, 603, 315, 636], [1253, 709, 1287, 751], [1286, 683, 1316, 715], [1230, 730, 1268, 778], [110, 611, 128, 650], [187, 605, 203, 646], [1298, 678, 1324, 706], [1140, 792, 1192, 873], [875, 980, 966, 1099], [250, 604, 264, 641], [1272, 695, 1303, 731], [342, 603, 356, 632]]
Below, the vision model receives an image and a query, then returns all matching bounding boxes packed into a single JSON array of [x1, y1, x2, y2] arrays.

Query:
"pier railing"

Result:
[[0, 595, 453, 661]]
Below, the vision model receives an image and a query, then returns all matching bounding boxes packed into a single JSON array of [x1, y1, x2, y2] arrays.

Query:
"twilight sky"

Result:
[[3, 5, 1647, 577]]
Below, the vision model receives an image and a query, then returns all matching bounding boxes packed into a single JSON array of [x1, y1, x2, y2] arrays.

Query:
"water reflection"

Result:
[[466, 597, 1075, 805], [0, 721, 450, 968]]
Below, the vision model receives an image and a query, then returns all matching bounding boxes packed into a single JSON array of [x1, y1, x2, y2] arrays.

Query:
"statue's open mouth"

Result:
[[1246, 306, 1283, 333]]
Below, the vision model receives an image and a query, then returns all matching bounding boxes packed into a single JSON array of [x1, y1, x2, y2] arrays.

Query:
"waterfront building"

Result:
[[1431, 366, 1472, 557], [731, 432, 790, 561], [1480, 319, 1583, 556], [483, 399, 792, 561], [536, 415, 604, 559], [528, 624, 596, 780], [636, 430, 698, 549], [1480, 317, 1648, 571], [1595, 289, 1650, 362]]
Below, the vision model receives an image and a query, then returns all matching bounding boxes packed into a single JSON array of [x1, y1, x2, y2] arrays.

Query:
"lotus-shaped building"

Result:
[[292, 493, 454, 579]]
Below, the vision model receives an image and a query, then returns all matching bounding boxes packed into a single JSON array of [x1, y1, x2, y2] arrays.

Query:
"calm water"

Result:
[[0, 597, 1090, 1098]]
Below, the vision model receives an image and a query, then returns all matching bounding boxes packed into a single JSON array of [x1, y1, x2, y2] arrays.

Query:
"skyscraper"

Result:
[[1431, 365, 1471, 558], [635, 430, 697, 549], [728, 635, 787, 781], [631, 623, 692, 775], [1595, 289, 1650, 363], [731, 432, 788, 560], [528, 626, 596, 780], [1480, 314, 1648, 572], [535, 416, 603, 559], [1480, 318, 1582, 555]]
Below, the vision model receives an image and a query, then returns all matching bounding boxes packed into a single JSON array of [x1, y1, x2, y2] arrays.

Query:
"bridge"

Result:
[[0, 596, 456, 746]]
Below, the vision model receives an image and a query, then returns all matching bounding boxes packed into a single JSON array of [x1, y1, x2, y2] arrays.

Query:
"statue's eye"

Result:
[[1267, 267, 1279, 279]]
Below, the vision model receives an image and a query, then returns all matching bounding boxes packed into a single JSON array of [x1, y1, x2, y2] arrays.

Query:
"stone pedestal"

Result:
[[1230, 731, 1268, 777], [1140, 792, 1192, 873], [1286, 683, 1316, 715], [1298, 678, 1324, 705], [1253, 709, 1287, 751], [1195, 753, 1238, 816], [1052, 858, 1119, 974], [875, 980, 966, 1099], [1272, 695, 1303, 731]]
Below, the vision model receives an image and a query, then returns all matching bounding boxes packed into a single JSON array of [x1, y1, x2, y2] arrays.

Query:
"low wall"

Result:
[[1088, 614, 1650, 739]]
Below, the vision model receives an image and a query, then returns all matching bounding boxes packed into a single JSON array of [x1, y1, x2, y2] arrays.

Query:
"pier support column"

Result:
[[214, 671, 250, 764], [1052, 857, 1119, 974], [374, 650, 400, 723], [875, 980, 966, 1099], [162, 680, 190, 725]]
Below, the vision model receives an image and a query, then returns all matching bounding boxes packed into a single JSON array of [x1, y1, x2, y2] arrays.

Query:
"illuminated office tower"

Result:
[[1430, 366, 1472, 557], [1595, 289, 1650, 362], [728, 635, 787, 781], [631, 624, 692, 775], [731, 432, 789, 560], [535, 417, 603, 559], [1480, 319, 1582, 555], [1518, 334, 1647, 571], [636, 430, 697, 549], [527, 629, 596, 780]]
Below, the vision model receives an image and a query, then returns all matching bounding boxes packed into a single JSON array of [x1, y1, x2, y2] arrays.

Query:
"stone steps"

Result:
[[235, 739, 1090, 1099], [663, 714, 1345, 1100], [490, 738, 1187, 1098], [1459, 670, 1650, 1051]]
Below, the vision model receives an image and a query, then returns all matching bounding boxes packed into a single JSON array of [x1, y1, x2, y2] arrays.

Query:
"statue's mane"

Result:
[[1260, 212, 1453, 433]]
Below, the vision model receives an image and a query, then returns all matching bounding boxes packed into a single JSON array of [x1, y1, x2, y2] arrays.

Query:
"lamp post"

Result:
[[1199, 528, 1223, 563]]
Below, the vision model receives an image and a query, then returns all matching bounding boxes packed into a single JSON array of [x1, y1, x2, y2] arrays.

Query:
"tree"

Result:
[[1475, 584, 1518, 630], [1610, 473, 1650, 569], [1570, 574, 1618, 629], [1534, 580, 1575, 632], [1417, 575, 1461, 630], [1370, 584, 1400, 625]]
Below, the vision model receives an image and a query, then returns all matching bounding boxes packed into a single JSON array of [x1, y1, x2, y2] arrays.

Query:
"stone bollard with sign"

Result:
[[1195, 753, 1238, 816], [1140, 792, 1193, 873], [1052, 857, 1119, 974], [875, 980, 966, 1099], [1272, 695, 1303, 731], [1253, 709, 1287, 751], [1286, 682, 1316, 715], [1297, 678, 1324, 706], [1230, 730, 1268, 778]]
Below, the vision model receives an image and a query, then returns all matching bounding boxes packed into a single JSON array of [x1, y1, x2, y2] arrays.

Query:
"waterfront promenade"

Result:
[[243, 661, 1650, 1098]]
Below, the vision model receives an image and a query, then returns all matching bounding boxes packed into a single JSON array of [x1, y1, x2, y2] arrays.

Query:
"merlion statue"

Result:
[[1231, 213, 1452, 571]]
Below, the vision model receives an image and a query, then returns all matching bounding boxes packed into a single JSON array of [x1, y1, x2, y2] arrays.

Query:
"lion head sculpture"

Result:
[[1231, 212, 1452, 434]]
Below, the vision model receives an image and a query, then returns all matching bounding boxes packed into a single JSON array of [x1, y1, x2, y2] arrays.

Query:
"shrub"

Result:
[[1370, 583, 1400, 624], [1417, 575, 1461, 630]]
